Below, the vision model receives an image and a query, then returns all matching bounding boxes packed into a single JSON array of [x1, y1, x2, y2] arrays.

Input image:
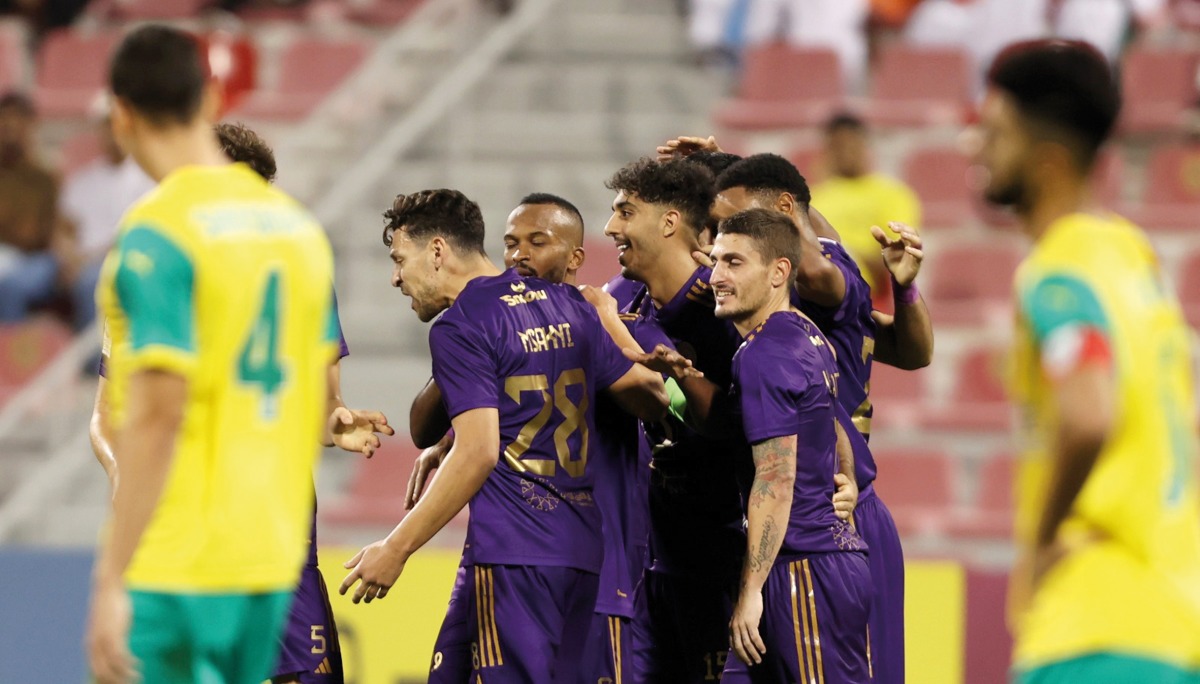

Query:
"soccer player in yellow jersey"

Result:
[[975, 40, 1200, 684], [85, 26, 340, 684]]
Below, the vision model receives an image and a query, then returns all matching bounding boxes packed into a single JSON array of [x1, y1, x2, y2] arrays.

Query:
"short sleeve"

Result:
[[430, 314, 499, 418], [113, 224, 196, 376], [329, 287, 349, 359], [737, 346, 826, 444], [796, 244, 871, 328], [1019, 272, 1112, 377]]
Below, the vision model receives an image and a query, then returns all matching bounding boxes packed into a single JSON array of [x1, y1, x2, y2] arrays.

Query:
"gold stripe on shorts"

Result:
[[801, 559, 825, 684], [791, 561, 812, 683]]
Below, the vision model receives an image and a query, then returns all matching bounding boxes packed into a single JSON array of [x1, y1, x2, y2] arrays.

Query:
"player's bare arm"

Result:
[[792, 206, 846, 308], [88, 370, 188, 684], [325, 360, 394, 457], [575, 285, 670, 421], [832, 419, 858, 522], [410, 376, 450, 449], [89, 376, 118, 497], [340, 407, 500, 605], [405, 431, 453, 510], [870, 221, 933, 370], [730, 434, 797, 666]]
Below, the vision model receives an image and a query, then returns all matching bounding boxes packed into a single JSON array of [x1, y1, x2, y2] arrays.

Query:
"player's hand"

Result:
[[341, 539, 407, 604], [729, 589, 767, 666], [656, 135, 721, 161], [624, 344, 704, 381], [692, 245, 715, 268], [87, 580, 139, 684], [329, 407, 395, 458], [871, 221, 924, 287], [406, 437, 451, 509], [578, 284, 620, 321], [832, 472, 858, 521]]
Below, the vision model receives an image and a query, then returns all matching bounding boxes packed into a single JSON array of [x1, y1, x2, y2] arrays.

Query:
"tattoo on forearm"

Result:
[[750, 437, 797, 509], [749, 516, 779, 573]]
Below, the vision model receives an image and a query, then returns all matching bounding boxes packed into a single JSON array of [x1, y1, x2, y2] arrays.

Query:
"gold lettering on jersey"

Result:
[[517, 323, 575, 353], [860, 337, 875, 364], [500, 290, 548, 307], [809, 335, 825, 348]]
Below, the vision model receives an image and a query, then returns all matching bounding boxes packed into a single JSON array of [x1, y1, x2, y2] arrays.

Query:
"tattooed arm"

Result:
[[729, 434, 797, 666]]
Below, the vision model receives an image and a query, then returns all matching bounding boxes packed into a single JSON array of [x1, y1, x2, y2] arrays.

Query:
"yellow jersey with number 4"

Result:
[[98, 163, 338, 593], [1009, 212, 1200, 669]]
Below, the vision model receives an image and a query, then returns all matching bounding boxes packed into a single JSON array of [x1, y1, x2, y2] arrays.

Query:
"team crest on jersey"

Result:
[[510, 281, 526, 293], [521, 478, 560, 512]]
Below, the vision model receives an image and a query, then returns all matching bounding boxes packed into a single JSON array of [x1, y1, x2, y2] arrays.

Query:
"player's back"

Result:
[[1011, 212, 1200, 666], [100, 163, 336, 593], [430, 270, 634, 574]]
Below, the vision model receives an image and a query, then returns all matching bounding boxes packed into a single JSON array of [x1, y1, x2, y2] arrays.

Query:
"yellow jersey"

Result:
[[810, 173, 920, 291], [97, 163, 338, 593], [1010, 212, 1200, 669]]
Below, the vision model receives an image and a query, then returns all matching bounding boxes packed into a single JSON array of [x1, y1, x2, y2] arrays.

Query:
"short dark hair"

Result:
[[714, 153, 812, 207], [383, 189, 487, 256], [605, 157, 714, 233], [0, 91, 34, 117], [825, 111, 866, 134], [110, 25, 207, 125], [518, 192, 584, 229], [683, 150, 743, 178], [717, 208, 802, 287], [987, 39, 1119, 170], [216, 122, 276, 182]]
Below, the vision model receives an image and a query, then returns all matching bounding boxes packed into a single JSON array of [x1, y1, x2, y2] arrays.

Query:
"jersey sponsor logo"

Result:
[[500, 289, 548, 307]]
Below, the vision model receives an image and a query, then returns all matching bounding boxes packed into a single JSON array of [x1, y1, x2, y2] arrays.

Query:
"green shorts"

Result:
[[128, 589, 293, 683], [1016, 653, 1200, 684]]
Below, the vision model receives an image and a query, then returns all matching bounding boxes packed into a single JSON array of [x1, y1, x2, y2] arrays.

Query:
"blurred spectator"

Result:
[[810, 112, 920, 295], [57, 105, 154, 331], [0, 92, 60, 322], [1054, 0, 1168, 63]]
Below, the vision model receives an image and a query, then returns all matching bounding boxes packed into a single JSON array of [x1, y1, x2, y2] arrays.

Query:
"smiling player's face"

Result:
[[603, 191, 663, 284]]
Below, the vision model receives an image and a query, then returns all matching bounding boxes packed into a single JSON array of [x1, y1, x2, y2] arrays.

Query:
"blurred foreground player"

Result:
[[340, 189, 667, 682], [976, 40, 1200, 683], [86, 25, 339, 684]]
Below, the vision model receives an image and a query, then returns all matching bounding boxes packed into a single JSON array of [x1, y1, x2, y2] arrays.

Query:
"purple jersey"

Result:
[[603, 273, 645, 313], [792, 239, 877, 487], [631, 266, 751, 578], [430, 269, 634, 573], [592, 313, 673, 618], [732, 311, 866, 555]]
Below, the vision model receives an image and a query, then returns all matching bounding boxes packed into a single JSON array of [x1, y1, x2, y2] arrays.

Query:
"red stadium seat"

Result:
[[349, 0, 426, 25], [786, 145, 825, 183], [0, 318, 72, 405], [1127, 143, 1200, 231], [109, 0, 209, 19], [1092, 147, 1126, 210], [713, 44, 845, 131], [901, 147, 974, 230], [947, 453, 1014, 539], [576, 237, 622, 289], [872, 448, 955, 537], [1178, 249, 1200, 327], [321, 438, 459, 528], [1119, 46, 1198, 135], [231, 38, 369, 121], [35, 30, 120, 118], [925, 242, 1022, 324], [59, 130, 103, 177], [921, 345, 1011, 432], [867, 45, 972, 128], [867, 363, 930, 431]]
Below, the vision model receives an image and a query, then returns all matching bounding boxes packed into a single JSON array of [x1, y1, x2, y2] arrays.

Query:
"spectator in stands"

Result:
[[58, 102, 155, 331], [0, 92, 60, 322], [810, 112, 920, 296]]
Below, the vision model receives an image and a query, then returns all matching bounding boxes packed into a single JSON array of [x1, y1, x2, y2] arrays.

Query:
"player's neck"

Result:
[[734, 290, 791, 338], [1022, 173, 1091, 242], [645, 246, 705, 308], [445, 255, 502, 305], [132, 124, 227, 182]]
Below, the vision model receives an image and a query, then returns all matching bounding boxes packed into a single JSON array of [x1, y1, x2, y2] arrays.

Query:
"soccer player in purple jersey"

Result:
[[340, 189, 668, 683], [88, 122, 392, 684], [710, 208, 873, 683], [710, 153, 922, 684], [602, 157, 752, 683]]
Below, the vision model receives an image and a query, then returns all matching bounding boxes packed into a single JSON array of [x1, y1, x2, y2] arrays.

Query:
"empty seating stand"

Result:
[[713, 44, 845, 131], [1128, 143, 1200, 231], [35, 30, 120, 119], [867, 45, 971, 128], [230, 37, 369, 121], [901, 147, 975, 230], [1119, 46, 1198, 135]]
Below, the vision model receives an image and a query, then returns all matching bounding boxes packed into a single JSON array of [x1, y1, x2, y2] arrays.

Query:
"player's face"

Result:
[[389, 229, 447, 322], [711, 187, 770, 225], [604, 191, 662, 283], [710, 232, 772, 323], [976, 89, 1033, 208], [827, 127, 868, 178], [503, 204, 577, 284]]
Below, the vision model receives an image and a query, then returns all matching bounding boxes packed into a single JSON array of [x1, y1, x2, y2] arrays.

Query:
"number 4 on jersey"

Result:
[[238, 271, 286, 418]]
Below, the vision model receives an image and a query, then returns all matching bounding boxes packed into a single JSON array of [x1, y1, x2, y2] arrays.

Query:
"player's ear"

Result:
[[661, 209, 679, 238], [569, 246, 585, 273], [772, 258, 790, 288], [430, 236, 445, 268], [775, 192, 794, 216]]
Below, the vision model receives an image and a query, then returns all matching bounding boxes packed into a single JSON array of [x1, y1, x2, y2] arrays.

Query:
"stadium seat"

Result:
[[231, 37, 369, 121], [901, 147, 974, 230], [576, 237, 621, 289], [349, 0, 426, 25], [872, 448, 955, 537], [713, 44, 845, 131], [867, 363, 930, 431], [1119, 46, 1198, 135], [786, 145, 825, 183], [109, 0, 210, 19], [921, 345, 1012, 432], [1127, 143, 1200, 231], [946, 453, 1015, 539], [867, 45, 972, 128], [35, 30, 120, 118], [925, 242, 1022, 324], [321, 438, 437, 528], [1178, 249, 1200, 327], [1092, 147, 1126, 210], [0, 318, 72, 405], [58, 130, 102, 177]]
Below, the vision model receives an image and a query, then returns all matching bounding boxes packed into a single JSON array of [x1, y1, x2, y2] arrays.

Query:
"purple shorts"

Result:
[[857, 488, 905, 684], [272, 565, 343, 683], [429, 563, 473, 683], [582, 613, 632, 684], [629, 569, 738, 684], [722, 552, 872, 684], [433, 563, 598, 683]]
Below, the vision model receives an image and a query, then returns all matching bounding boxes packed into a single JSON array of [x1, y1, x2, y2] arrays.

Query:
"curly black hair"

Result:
[[683, 150, 743, 179], [382, 189, 487, 256], [605, 158, 714, 234], [216, 122, 277, 183], [714, 153, 811, 207]]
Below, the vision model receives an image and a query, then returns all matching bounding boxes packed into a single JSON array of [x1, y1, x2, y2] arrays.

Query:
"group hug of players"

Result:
[[89, 20, 1200, 684]]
